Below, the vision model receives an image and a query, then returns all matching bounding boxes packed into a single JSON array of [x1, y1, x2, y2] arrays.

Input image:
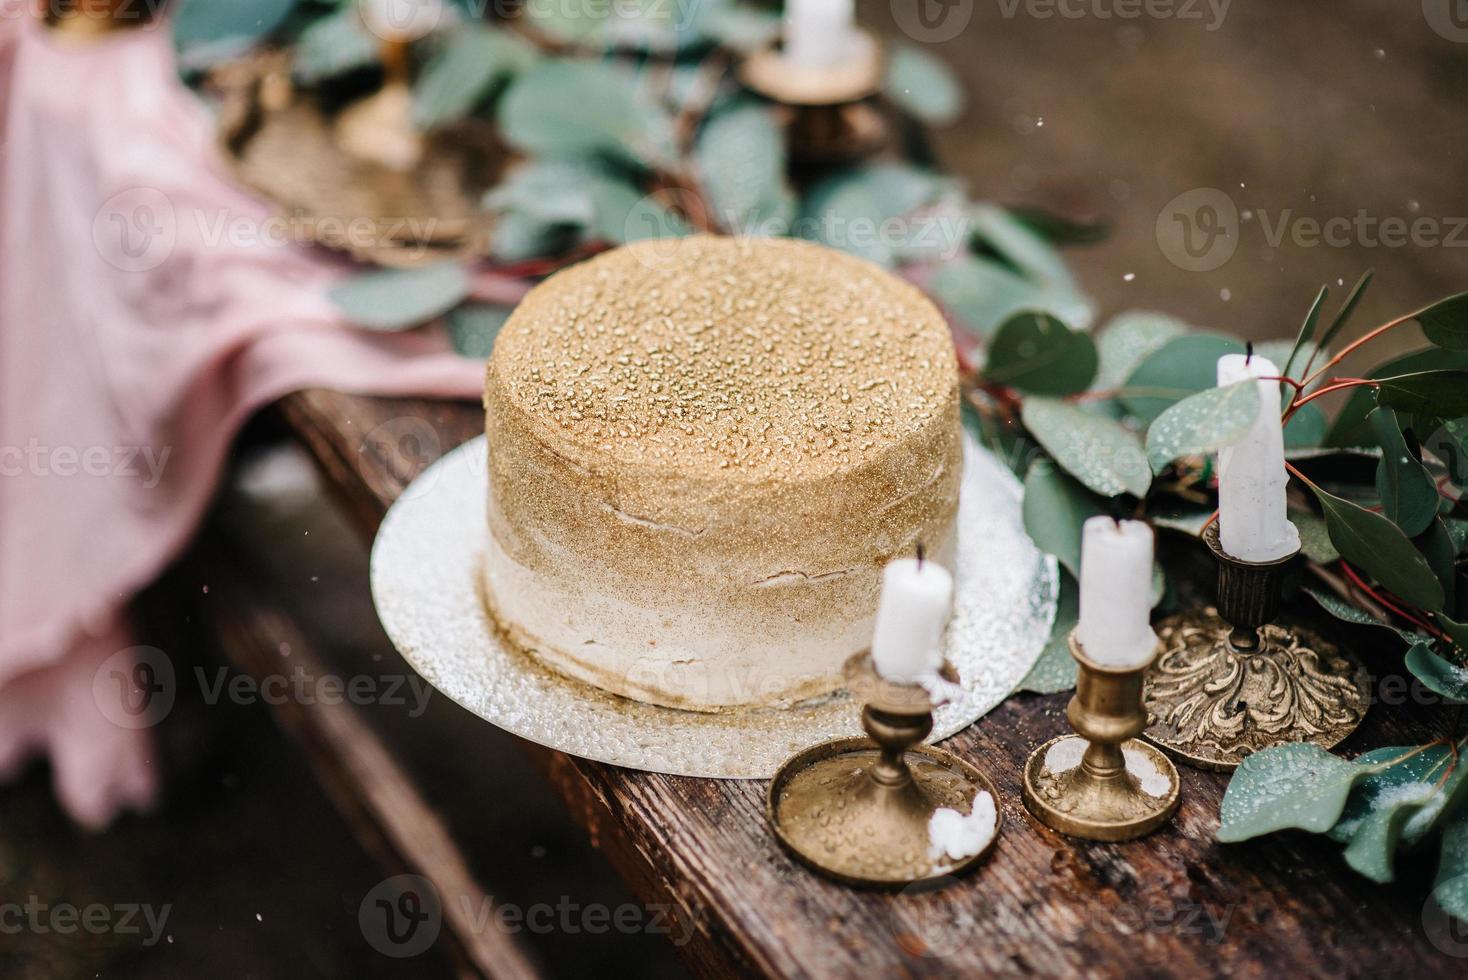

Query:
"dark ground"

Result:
[[4, 3, 1467, 978]]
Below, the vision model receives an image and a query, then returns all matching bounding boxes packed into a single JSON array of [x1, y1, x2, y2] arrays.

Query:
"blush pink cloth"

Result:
[[0, 11, 509, 827]]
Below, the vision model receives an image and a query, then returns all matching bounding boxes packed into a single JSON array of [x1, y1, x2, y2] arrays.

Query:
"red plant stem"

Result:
[[1301, 311, 1416, 389], [1284, 378, 1377, 421], [1339, 562, 1450, 642], [1261, 374, 1305, 394]]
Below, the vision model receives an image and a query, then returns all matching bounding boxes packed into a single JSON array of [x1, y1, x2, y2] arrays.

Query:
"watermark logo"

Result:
[[93, 187, 177, 273], [360, 875, 443, 958], [892, 0, 976, 43], [1423, 875, 1468, 956], [360, 0, 446, 42], [0, 897, 171, 946], [1424, 0, 1468, 42], [995, 0, 1231, 31], [92, 646, 176, 730], [360, 416, 444, 501], [1155, 187, 1239, 272]]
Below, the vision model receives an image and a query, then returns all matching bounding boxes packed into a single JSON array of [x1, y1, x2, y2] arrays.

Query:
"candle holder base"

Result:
[[766, 653, 1001, 887], [1022, 735, 1180, 842], [768, 736, 999, 887], [1143, 608, 1370, 772]]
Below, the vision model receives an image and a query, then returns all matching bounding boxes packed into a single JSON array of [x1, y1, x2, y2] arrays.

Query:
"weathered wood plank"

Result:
[[276, 387, 1460, 978]]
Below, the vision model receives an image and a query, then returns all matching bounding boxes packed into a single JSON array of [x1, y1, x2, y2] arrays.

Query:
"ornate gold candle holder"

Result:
[[1143, 522, 1370, 771], [1023, 632, 1181, 841], [767, 654, 1000, 887], [739, 30, 889, 165]]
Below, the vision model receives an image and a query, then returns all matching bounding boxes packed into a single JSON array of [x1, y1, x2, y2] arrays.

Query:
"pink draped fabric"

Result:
[[0, 10, 502, 826]]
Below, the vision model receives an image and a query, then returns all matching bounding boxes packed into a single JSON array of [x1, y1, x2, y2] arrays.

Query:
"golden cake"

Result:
[[482, 236, 960, 710]]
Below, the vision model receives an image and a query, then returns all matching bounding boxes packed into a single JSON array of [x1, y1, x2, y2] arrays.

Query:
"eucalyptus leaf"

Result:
[[1295, 514, 1340, 563], [1120, 334, 1246, 424], [798, 163, 951, 266], [446, 303, 512, 358], [1418, 518, 1458, 618], [931, 255, 1067, 340], [1016, 575, 1079, 694], [293, 6, 379, 84], [414, 26, 537, 129], [1282, 285, 1329, 379], [1151, 505, 1215, 537], [1417, 291, 1468, 351], [1405, 643, 1468, 702], [1022, 461, 1106, 578], [1326, 348, 1468, 447], [1217, 743, 1370, 843], [1431, 810, 1468, 923], [1095, 312, 1189, 390], [1329, 745, 1445, 882], [695, 102, 792, 234], [1302, 588, 1427, 645], [1371, 407, 1439, 536], [882, 43, 963, 125], [1021, 398, 1151, 498], [1144, 380, 1259, 474], [1308, 482, 1445, 611], [1375, 371, 1468, 419], [1310, 270, 1373, 373], [1283, 402, 1327, 449], [984, 313, 1098, 396], [174, 0, 298, 46], [969, 205, 1095, 329], [498, 60, 677, 169], [329, 263, 471, 331]]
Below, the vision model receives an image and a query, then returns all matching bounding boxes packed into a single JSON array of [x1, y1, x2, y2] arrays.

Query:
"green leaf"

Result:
[[1417, 291, 1468, 351], [1406, 643, 1468, 702], [1217, 743, 1369, 842], [931, 255, 1065, 340], [1022, 461, 1106, 578], [1295, 513, 1340, 563], [293, 6, 380, 85], [1094, 312, 1189, 390], [446, 303, 512, 358], [968, 205, 1094, 329], [1282, 285, 1329, 379], [174, 0, 298, 47], [1375, 371, 1468, 419], [1016, 574, 1079, 694], [695, 102, 793, 235], [1283, 402, 1327, 449], [414, 26, 537, 129], [1308, 482, 1445, 610], [1418, 518, 1459, 618], [329, 263, 471, 331], [1431, 810, 1468, 922], [1151, 505, 1215, 537], [1020, 398, 1151, 498], [798, 163, 950, 266], [1302, 588, 1427, 644], [983, 313, 1098, 396], [1312, 270, 1374, 369], [1440, 614, 1468, 655], [484, 160, 599, 228], [1326, 348, 1468, 447], [1370, 407, 1439, 536], [1120, 334, 1246, 424], [498, 60, 677, 169], [1330, 745, 1445, 882], [882, 43, 963, 125], [1144, 380, 1260, 474]]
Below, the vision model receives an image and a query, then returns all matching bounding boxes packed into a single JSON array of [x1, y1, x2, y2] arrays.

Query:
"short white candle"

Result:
[[870, 557, 953, 682], [359, 0, 443, 42], [1215, 354, 1300, 562], [1075, 517, 1158, 669], [784, 0, 856, 69]]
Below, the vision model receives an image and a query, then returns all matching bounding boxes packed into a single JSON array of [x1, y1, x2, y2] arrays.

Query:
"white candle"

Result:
[[870, 557, 953, 682], [359, 0, 443, 42], [784, 0, 856, 69], [1215, 354, 1300, 562], [1076, 517, 1158, 668]]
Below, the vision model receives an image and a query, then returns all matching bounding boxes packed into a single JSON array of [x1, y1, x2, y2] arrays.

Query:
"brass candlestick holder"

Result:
[[767, 653, 1001, 887], [335, 39, 425, 173], [1143, 522, 1370, 771], [1023, 632, 1181, 841], [740, 30, 889, 165]]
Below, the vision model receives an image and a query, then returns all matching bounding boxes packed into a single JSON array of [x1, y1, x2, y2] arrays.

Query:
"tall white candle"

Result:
[[1076, 518, 1158, 669], [784, 0, 856, 69], [870, 557, 953, 682], [1215, 354, 1300, 562]]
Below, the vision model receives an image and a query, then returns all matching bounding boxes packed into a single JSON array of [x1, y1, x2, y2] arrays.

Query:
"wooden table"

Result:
[[264, 386, 1460, 978]]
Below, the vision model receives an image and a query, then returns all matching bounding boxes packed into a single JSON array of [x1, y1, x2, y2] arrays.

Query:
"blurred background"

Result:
[[4, 1, 1465, 977]]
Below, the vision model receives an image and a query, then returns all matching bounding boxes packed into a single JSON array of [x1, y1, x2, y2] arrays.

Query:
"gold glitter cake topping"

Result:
[[488, 236, 957, 479]]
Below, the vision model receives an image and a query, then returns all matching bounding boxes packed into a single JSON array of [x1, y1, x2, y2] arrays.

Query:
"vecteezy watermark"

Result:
[[1423, 0, 1468, 43], [0, 440, 171, 488], [1423, 875, 1468, 957], [359, 416, 445, 502], [0, 897, 171, 947], [6, 0, 169, 29], [92, 188, 451, 273], [892, 0, 976, 43], [359, 875, 696, 958], [995, 0, 1231, 31], [91, 647, 435, 729], [1156, 187, 1468, 272]]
